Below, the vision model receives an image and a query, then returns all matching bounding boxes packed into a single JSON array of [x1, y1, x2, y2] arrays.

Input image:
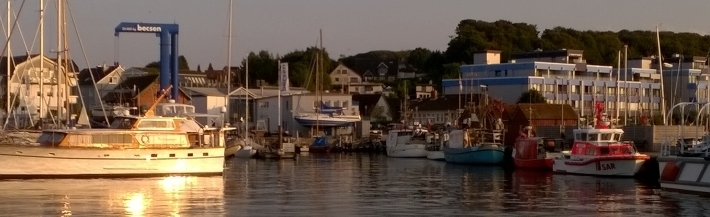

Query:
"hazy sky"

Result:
[[5, 0, 710, 69]]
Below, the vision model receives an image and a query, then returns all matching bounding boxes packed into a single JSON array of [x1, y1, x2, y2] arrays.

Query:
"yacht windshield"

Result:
[[110, 117, 138, 129]]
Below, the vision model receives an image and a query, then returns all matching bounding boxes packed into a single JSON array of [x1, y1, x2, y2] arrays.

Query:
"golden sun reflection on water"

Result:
[[124, 192, 150, 217], [119, 176, 199, 217]]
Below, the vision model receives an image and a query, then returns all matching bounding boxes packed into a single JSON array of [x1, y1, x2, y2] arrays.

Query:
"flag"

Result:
[[279, 62, 289, 92]]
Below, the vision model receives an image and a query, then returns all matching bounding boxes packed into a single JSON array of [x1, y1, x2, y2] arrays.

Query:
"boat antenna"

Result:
[[144, 85, 172, 117]]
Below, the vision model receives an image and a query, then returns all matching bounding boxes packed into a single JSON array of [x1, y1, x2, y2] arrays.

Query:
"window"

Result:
[[342, 101, 348, 108], [378, 67, 387, 76], [335, 78, 340, 82], [495, 70, 501, 77], [589, 134, 599, 141], [341, 69, 347, 74], [109, 76, 118, 84], [355, 87, 359, 92], [350, 77, 359, 83], [601, 133, 612, 141], [690, 75, 697, 84]]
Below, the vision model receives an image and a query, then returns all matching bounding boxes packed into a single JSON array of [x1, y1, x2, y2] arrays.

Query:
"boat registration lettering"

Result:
[[598, 163, 616, 171]]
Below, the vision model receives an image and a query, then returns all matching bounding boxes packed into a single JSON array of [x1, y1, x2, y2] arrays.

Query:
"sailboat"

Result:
[[294, 31, 357, 129]]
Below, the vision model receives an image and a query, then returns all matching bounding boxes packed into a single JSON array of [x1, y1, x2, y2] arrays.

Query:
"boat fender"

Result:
[[141, 135, 150, 144]]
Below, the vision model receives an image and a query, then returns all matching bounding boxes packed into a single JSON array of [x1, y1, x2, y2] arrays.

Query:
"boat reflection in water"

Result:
[[0, 176, 224, 216]]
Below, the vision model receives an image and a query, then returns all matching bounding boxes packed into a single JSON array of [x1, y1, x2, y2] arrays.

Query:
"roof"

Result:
[[183, 87, 228, 97], [352, 94, 383, 115], [0, 54, 80, 75], [340, 58, 399, 77], [103, 74, 193, 102], [78, 65, 121, 85], [513, 103, 577, 120], [410, 96, 460, 111]]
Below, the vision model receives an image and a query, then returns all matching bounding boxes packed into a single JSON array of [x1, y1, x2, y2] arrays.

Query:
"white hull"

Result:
[[657, 156, 710, 194], [426, 151, 445, 161], [387, 144, 427, 158], [0, 146, 224, 177], [553, 158, 645, 177]]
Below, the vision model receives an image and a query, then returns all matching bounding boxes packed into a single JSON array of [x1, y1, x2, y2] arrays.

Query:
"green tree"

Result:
[[517, 89, 547, 104]]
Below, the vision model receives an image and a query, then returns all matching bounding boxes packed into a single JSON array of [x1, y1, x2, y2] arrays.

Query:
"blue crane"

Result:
[[114, 22, 180, 100]]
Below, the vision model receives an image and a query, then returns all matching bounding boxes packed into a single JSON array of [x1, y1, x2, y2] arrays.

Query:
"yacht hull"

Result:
[[0, 146, 224, 178]]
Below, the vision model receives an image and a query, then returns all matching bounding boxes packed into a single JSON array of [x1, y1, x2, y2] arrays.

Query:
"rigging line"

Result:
[[65, 0, 103, 127]]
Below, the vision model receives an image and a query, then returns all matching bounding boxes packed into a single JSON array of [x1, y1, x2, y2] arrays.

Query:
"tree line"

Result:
[[147, 19, 710, 94]]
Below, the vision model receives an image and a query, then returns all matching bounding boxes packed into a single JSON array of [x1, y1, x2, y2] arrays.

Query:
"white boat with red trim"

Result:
[[552, 102, 649, 177]]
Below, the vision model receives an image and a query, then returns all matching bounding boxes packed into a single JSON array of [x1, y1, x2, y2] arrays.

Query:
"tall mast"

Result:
[[616, 50, 620, 125], [624, 45, 628, 126], [62, 0, 69, 124], [39, 0, 44, 124], [316, 29, 322, 134], [656, 26, 666, 125], [5, 0, 10, 121], [56, 0, 62, 125], [245, 56, 249, 141], [225, 0, 233, 125]]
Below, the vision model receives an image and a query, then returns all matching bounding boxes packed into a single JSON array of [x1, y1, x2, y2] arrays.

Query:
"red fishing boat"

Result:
[[513, 126, 564, 170]]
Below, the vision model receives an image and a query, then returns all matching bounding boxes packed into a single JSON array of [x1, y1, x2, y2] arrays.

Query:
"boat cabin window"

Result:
[[601, 133, 612, 141], [110, 117, 138, 129], [589, 134, 598, 141], [614, 134, 622, 141], [136, 120, 175, 129]]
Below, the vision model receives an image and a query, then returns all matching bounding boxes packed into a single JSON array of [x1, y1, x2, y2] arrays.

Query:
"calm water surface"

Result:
[[0, 153, 707, 216]]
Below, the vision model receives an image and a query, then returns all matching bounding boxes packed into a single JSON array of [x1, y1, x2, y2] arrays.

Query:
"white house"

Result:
[[1, 54, 79, 122], [182, 87, 228, 125], [409, 96, 461, 125], [352, 94, 394, 122], [78, 64, 138, 109], [329, 63, 362, 86], [253, 93, 358, 135], [348, 83, 384, 95]]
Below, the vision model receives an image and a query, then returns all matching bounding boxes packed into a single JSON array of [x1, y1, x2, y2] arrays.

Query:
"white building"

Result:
[[348, 83, 383, 95], [1, 54, 79, 122], [443, 49, 663, 120], [253, 93, 358, 135], [77, 64, 144, 109]]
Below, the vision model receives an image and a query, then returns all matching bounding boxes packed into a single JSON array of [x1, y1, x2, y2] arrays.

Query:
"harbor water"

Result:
[[0, 153, 706, 216]]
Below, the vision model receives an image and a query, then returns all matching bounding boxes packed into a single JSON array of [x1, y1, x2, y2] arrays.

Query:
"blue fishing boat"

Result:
[[443, 129, 505, 165]]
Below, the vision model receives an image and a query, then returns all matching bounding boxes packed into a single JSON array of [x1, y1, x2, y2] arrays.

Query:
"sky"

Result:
[[4, 0, 710, 70]]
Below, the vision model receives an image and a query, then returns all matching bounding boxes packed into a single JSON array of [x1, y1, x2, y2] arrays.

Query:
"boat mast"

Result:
[[656, 26, 666, 125], [5, 0, 10, 124], [39, 0, 44, 126], [62, 0, 69, 125], [616, 50, 620, 126], [245, 55, 249, 141], [225, 0, 232, 125], [315, 29, 322, 135], [56, 0, 62, 126]]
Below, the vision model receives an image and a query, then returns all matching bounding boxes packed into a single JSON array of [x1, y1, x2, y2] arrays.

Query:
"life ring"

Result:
[[141, 135, 150, 144]]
